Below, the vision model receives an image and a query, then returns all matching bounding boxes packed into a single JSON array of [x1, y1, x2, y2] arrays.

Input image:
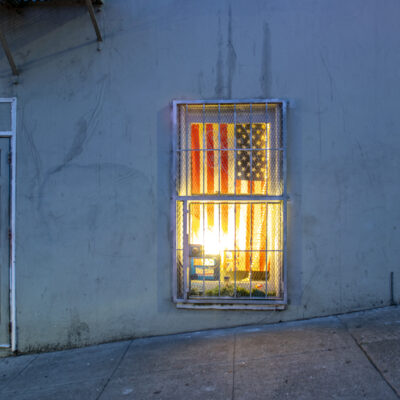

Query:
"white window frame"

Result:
[[171, 99, 287, 309], [0, 98, 16, 349]]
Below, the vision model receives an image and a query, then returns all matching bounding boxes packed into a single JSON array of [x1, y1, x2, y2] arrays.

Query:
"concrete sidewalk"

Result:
[[0, 306, 399, 400]]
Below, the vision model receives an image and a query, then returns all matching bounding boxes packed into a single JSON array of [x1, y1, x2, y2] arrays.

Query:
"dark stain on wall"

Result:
[[63, 118, 88, 165], [23, 118, 43, 197], [226, 5, 237, 98], [260, 21, 271, 97], [198, 70, 204, 97], [215, 11, 224, 97], [67, 310, 90, 346]]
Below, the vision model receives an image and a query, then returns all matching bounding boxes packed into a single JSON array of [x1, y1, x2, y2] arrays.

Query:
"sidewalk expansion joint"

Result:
[[336, 316, 400, 399], [0, 353, 39, 394], [231, 333, 236, 400], [96, 340, 133, 400]]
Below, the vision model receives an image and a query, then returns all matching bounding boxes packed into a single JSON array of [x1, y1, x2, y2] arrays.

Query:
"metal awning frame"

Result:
[[0, 29, 18, 75], [0, 0, 103, 76]]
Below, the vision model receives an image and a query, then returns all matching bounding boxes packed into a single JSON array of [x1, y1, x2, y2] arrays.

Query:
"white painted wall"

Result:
[[0, 0, 399, 352]]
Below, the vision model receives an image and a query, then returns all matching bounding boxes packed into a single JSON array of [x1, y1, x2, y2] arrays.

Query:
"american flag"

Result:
[[190, 123, 267, 195], [190, 122, 269, 273]]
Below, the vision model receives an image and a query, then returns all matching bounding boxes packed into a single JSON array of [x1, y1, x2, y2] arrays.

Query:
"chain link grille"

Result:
[[174, 101, 286, 303], [183, 201, 283, 299]]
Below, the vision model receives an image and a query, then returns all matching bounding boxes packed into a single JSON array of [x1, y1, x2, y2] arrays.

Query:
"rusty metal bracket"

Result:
[[85, 0, 102, 42], [0, 28, 18, 76]]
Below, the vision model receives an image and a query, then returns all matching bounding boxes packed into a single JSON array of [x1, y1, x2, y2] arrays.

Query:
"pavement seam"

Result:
[[234, 344, 352, 363], [2, 376, 104, 395], [0, 353, 39, 394], [336, 316, 400, 399], [231, 333, 236, 400], [95, 339, 133, 400]]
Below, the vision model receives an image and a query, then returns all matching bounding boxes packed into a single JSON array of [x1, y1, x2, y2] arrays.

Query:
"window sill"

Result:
[[175, 301, 286, 311]]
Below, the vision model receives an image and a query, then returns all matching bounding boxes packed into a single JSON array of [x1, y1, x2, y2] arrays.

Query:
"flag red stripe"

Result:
[[220, 124, 229, 235], [191, 124, 201, 195], [191, 124, 201, 237], [245, 204, 252, 271], [259, 203, 266, 271], [206, 123, 214, 193], [206, 124, 214, 229], [220, 124, 228, 194]]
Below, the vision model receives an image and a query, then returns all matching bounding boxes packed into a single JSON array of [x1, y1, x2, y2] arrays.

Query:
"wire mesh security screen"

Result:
[[188, 202, 282, 298], [174, 101, 286, 303]]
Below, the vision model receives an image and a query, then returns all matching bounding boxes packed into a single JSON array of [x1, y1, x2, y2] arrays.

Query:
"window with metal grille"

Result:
[[172, 100, 287, 307]]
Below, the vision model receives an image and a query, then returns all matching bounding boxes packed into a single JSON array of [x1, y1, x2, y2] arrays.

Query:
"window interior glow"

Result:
[[175, 103, 285, 300]]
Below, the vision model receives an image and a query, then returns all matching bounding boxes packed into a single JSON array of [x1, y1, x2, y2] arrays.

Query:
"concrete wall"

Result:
[[0, 0, 399, 352]]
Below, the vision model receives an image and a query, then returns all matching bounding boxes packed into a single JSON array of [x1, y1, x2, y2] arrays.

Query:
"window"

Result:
[[172, 100, 287, 307]]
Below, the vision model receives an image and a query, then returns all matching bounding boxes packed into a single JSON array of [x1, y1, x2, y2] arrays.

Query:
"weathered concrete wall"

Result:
[[0, 0, 399, 352]]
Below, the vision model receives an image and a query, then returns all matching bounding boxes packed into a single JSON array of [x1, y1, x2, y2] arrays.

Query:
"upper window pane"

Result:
[[176, 102, 283, 196]]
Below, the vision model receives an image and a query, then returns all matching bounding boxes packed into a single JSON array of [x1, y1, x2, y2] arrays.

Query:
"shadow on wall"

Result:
[[156, 105, 174, 313], [0, 4, 97, 73]]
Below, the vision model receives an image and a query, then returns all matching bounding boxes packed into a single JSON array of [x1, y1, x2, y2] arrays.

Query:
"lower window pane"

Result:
[[184, 201, 283, 299]]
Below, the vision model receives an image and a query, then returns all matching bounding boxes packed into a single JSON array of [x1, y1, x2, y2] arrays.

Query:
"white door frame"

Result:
[[0, 98, 16, 351]]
